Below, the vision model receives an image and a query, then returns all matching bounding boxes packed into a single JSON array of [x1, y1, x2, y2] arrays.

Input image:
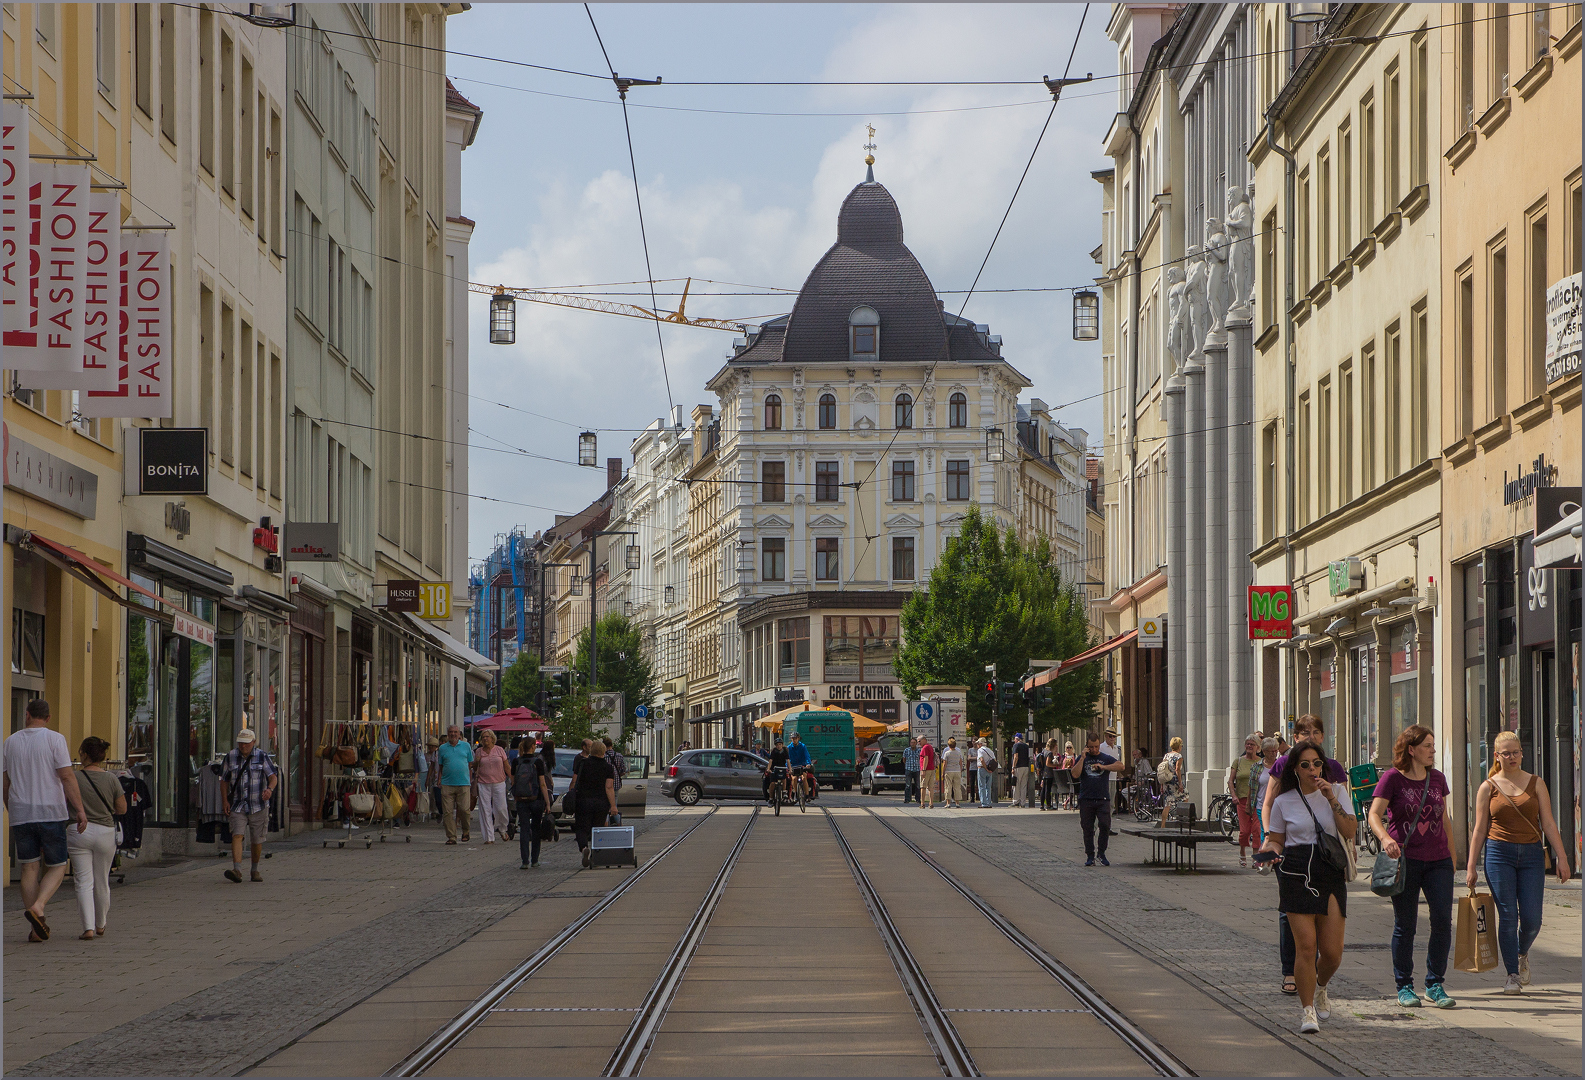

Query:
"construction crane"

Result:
[[470, 277, 752, 334]]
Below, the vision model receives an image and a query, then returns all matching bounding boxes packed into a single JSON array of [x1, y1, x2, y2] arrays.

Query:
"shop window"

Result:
[[778, 617, 810, 683], [1315, 647, 1338, 763], [10, 610, 44, 677], [1387, 620, 1420, 753]]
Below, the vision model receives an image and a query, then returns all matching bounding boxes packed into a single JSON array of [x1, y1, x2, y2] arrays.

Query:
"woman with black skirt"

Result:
[[1258, 743, 1355, 1035], [572, 740, 618, 869]]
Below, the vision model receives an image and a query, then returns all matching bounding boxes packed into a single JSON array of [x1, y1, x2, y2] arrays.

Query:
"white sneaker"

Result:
[[1314, 985, 1331, 1020], [1298, 1005, 1320, 1033], [1502, 973, 1522, 995], [1518, 954, 1531, 985]]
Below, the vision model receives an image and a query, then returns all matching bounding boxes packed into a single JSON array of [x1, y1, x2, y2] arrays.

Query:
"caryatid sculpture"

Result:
[[1226, 184, 1255, 320], [1182, 246, 1211, 365], [1165, 265, 1187, 377]]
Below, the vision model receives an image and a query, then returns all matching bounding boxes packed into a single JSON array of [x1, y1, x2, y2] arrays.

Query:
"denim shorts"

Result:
[[13, 820, 70, 867]]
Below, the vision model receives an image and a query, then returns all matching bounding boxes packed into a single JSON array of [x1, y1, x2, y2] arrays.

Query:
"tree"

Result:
[[894, 504, 1102, 743], [499, 652, 545, 711], [571, 612, 657, 740]]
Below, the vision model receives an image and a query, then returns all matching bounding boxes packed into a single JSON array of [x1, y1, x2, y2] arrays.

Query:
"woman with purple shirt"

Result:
[[1368, 725, 1458, 1009]]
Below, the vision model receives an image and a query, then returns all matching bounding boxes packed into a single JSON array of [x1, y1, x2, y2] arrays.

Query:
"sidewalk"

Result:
[[894, 801, 1581, 1077]]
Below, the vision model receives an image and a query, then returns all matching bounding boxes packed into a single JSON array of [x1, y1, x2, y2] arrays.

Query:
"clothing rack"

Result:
[[320, 773, 414, 849]]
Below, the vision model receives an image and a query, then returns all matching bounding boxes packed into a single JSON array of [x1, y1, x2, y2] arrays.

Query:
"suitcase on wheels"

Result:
[[588, 824, 636, 868]]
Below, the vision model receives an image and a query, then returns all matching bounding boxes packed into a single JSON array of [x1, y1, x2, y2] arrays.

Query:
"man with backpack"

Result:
[[512, 737, 553, 868]]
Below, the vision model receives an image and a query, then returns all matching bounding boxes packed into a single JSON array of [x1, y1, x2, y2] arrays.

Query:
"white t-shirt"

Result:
[[1099, 741, 1120, 764], [1268, 783, 1353, 846], [976, 745, 995, 769], [940, 747, 963, 773], [3, 726, 73, 825]]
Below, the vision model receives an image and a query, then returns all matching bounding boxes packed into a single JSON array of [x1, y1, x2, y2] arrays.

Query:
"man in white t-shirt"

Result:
[[1099, 729, 1124, 821], [3, 699, 88, 942]]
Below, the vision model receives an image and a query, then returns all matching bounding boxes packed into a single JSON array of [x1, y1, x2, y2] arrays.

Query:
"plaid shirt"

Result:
[[222, 747, 280, 814], [904, 746, 921, 772]]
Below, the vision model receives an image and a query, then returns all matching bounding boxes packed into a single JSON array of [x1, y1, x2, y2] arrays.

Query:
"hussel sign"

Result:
[[1545, 273, 1581, 386]]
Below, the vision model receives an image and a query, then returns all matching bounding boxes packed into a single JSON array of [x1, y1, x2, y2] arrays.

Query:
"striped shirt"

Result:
[[904, 746, 921, 772]]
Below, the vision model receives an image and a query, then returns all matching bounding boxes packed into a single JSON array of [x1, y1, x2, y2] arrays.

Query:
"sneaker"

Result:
[[1298, 1006, 1320, 1034], [581, 847, 592, 868], [1314, 985, 1331, 1020], [250, 870, 263, 882], [1098, 855, 1110, 866], [530, 861, 539, 867], [1424, 984, 1455, 1008], [1518, 954, 1531, 985], [1084, 857, 1096, 867], [223, 869, 243, 883], [1396, 986, 1423, 1008], [1502, 973, 1522, 995]]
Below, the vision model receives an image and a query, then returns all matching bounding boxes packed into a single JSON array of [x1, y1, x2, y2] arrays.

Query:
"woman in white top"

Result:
[[1258, 743, 1356, 1035]]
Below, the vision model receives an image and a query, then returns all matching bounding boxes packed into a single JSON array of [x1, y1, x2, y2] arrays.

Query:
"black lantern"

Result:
[[1072, 289, 1099, 341], [578, 431, 597, 467], [985, 427, 1006, 463], [624, 601, 634, 618], [1288, 3, 1328, 22], [570, 574, 583, 597], [625, 545, 641, 570], [244, 4, 297, 27], [664, 585, 675, 606], [489, 287, 516, 345]]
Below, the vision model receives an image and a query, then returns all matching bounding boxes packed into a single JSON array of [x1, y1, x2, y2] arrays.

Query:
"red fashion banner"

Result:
[[19, 192, 119, 391], [81, 232, 171, 419], [4, 162, 89, 372], [1, 100, 26, 334]]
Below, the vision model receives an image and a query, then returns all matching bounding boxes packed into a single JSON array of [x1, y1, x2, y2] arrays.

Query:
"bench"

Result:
[[1119, 827, 1234, 871]]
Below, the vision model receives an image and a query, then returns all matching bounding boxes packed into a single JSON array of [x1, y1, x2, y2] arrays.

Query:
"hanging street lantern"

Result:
[[570, 574, 583, 596], [985, 427, 1006, 463], [625, 544, 642, 570], [244, 4, 297, 27], [1288, 3, 1328, 22], [489, 286, 516, 345], [1072, 289, 1099, 341], [664, 585, 675, 606], [578, 431, 598, 467], [624, 601, 634, 618]]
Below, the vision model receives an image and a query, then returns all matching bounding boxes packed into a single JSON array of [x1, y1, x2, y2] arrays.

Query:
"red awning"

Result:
[[1023, 629, 1139, 690], [467, 708, 547, 733], [21, 531, 183, 617]]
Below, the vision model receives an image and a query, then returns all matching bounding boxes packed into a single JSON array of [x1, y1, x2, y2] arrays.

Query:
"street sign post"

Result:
[[1138, 616, 1165, 648], [635, 704, 649, 719]]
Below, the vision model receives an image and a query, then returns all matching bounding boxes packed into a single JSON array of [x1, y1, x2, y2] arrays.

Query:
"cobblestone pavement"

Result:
[[3, 810, 683, 1077], [867, 798, 1580, 1078]]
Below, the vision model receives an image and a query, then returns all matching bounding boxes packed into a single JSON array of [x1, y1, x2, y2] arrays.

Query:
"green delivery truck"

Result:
[[782, 710, 858, 791]]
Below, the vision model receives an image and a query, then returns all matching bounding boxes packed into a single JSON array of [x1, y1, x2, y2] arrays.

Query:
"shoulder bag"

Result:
[[348, 783, 376, 817], [1494, 778, 1552, 870], [1371, 772, 1431, 897], [1299, 785, 1351, 877], [79, 770, 125, 846]]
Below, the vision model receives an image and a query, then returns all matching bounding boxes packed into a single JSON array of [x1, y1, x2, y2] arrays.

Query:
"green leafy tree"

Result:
[[572, 612, 657, 741], [548, 685, 606, 749], [895, 505, 1102, 742], [499, 652, 545, 711]]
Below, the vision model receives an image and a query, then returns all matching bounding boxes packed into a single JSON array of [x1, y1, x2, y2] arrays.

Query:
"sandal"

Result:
[[24, 909, 49, 940], [27, 930, 44, 943], [80, 930, 96, 941], [1282, 977, 1298, 996]]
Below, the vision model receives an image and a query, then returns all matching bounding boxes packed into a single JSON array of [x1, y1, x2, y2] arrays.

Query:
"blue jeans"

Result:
[[1390, 856, 1454, 989], [904, 771, 919, 803], [1483, 839, 1546, 975], [978, 770, 995, 807]]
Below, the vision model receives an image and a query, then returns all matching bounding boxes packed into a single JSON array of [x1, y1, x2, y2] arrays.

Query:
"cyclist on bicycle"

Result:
[[787, 732, 816, 801], [763, 738, 791, 803]]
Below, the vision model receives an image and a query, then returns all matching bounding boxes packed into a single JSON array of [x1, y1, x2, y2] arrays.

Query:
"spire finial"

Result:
[[864, 123, 877, 182]]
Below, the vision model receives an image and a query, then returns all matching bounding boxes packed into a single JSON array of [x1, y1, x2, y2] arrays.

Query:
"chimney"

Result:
[[607, 458, 623, 490]]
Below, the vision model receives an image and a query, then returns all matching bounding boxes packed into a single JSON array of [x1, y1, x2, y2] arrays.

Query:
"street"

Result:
[[5, 791, 1578, 1078]]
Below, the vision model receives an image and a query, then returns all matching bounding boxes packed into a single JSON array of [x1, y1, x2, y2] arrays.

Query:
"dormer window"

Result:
[[764, 394, 782, 430], [849, 305, 879, 357]]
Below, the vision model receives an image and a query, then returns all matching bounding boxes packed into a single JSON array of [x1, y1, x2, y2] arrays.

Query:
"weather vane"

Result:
[[864, 124, 877, 166]]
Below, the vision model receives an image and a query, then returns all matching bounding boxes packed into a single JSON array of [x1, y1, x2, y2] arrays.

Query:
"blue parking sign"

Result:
[[914, 702, 934, 722]]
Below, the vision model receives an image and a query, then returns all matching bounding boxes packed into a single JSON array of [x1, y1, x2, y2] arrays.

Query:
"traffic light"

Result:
[[983, 679, 996, 707], [999, 681, 1018, 713], [1033, 685, 1053, 711]]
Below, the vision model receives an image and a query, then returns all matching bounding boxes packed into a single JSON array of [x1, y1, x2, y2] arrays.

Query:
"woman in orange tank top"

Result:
[[1465, 731, 1572, 994]]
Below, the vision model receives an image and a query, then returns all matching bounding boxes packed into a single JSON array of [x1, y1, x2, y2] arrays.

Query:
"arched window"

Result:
[[894, 393, 913, 429], [818, 393, 837, 429], [949, 392, 968, 428], [764, 394, 782, 430], [849, 305, 879, 356]]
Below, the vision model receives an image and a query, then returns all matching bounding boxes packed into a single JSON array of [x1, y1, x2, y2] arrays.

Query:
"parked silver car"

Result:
[[547, 748, 649, 821], [661, 749, 770, 805], [859, 750, 907, 796]]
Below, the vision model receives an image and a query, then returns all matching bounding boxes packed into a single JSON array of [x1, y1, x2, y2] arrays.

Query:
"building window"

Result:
[[824, 616, 897, 682], [1261, 209, 1278, 330], [1385, 63, 1401, 210], [815, 461, 840, 501], [1493, 4, 1511, 100], [891, 537, 915, 581], [815, 537, 839, 581], [818, 393, 836, 429], [1318, 146, 1331, 272], [761, 538, 785, 581], [1412, 31, 1429, 188], [764, 394, 782, 431], [1490, 244, 1508, 420], [1338, 124, 1352, 255], [1297, 391, 1311, 526], [1459, 4, 1475, 130], [891, 460, 915, 501], [1458, 270, 1475, 437], [11, 609, 45, 677], [1386, 323, 1403, 478], [1318, 375, 1332, 515], [1529, 211, 1548, 398], [777, 617, 810, 683], [96, 6, 117, 97], [1298, 169, 1312, 293], [1261, 421, 1279, 543], [199, 6, 214, 173], [946, 459, 971, 501], [852, 324, 876, 354], [1361, 92, 1376, 227], [1361, 342, 1377, 489], [762, 460, 785, 503], [949, 392, 968, 428], [1340, 362, 1354, 504], [894, 394, 913, 429]]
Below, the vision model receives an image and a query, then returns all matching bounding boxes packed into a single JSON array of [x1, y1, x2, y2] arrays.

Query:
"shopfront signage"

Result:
[[2, 421, 99, 519], [1544, 273, 1581, 385], [1138, 616, 1165, 648], [825, 684, 898, 700], [1327, 557, 1364, 596], [80, 232, 174, 419], [1248, 586, 1293, 640], [4, 163, 88, 369], [386, 579, 421, 612], [1503, 454, 1559, 506], [2, 101, 28, 334], [283, 522, 340, 562], [138, 427, 208, 495], [417, 582, 451, 620], [772, 686, 805, 705], [173, 610, 216, 647], [1519, 538, 1555, 646], [1535, 487, 1582, 537]]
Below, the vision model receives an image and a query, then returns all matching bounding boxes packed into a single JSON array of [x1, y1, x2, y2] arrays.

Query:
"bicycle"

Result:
[[1208, 793, 1241, 838], [789, 764, 811, 813], [765, 765, 792, 816]]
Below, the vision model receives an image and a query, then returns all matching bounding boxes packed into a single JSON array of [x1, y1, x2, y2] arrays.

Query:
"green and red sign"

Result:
[[1248, 585, 1293, 640]]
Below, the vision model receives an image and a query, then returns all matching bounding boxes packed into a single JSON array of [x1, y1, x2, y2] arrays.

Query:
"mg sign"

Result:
[[1248, 585, 1294, 640]]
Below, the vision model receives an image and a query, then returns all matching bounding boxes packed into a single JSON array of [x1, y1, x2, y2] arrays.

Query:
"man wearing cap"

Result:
[[221, 729, 279, 883]]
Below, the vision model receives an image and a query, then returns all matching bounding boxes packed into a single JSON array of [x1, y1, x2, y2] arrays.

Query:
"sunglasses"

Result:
[[1296, 759, 1325, 770]]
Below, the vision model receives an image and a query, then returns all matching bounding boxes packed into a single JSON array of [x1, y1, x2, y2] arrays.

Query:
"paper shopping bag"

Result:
[[1454, 889, 1500, 973]]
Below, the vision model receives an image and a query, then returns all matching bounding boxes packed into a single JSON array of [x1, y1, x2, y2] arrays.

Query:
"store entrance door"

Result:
[[1351, 643, 1377, 769]]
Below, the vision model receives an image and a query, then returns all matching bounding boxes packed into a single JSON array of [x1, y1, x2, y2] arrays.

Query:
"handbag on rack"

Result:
[[348, 784, 376, 817], [1371, 773, 1432, 897], [415, 791, 432, 815], [332, 746, 359, 767], [386, 784, 406, 819]]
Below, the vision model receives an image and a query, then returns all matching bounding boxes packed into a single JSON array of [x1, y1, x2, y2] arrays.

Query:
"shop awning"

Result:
[[1022, 629, 1138, 691], [1536, 508, 1582, 569], [402, 612, 499, 672], [19, 531, 182, 620]]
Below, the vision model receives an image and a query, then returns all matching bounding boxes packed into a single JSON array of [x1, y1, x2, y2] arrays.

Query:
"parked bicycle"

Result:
[[1207, 793, 1241, 838]]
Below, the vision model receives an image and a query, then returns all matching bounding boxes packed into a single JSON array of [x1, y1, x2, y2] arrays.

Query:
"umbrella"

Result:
[[467, 707, 547, 733]]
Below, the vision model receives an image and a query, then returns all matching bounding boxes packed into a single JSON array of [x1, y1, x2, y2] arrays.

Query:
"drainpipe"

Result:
[[1265, 115, 1298, 729], [1126, 110, 1143, 710]]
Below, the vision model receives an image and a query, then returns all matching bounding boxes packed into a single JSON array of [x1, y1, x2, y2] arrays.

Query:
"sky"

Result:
[[446, 3, 1121, 565]]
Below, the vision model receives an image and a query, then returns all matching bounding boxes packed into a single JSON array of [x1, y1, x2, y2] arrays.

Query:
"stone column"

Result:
[[1227, 314, 1256, 755], [1165, 375, 1187, 756], [1204, 340, 1229, 784], [1184, 359, 1206, 798]]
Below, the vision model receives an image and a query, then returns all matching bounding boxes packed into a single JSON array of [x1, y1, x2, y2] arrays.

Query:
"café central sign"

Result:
[[824, 684, 898, 700]]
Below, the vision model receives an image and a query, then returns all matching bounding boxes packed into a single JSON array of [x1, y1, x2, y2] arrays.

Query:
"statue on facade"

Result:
[[1204, 217, 1232, 346], [1182, 246, 1210, 365], [1164, 265, 1187, 377], [1226, 184, 1255, 320]]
